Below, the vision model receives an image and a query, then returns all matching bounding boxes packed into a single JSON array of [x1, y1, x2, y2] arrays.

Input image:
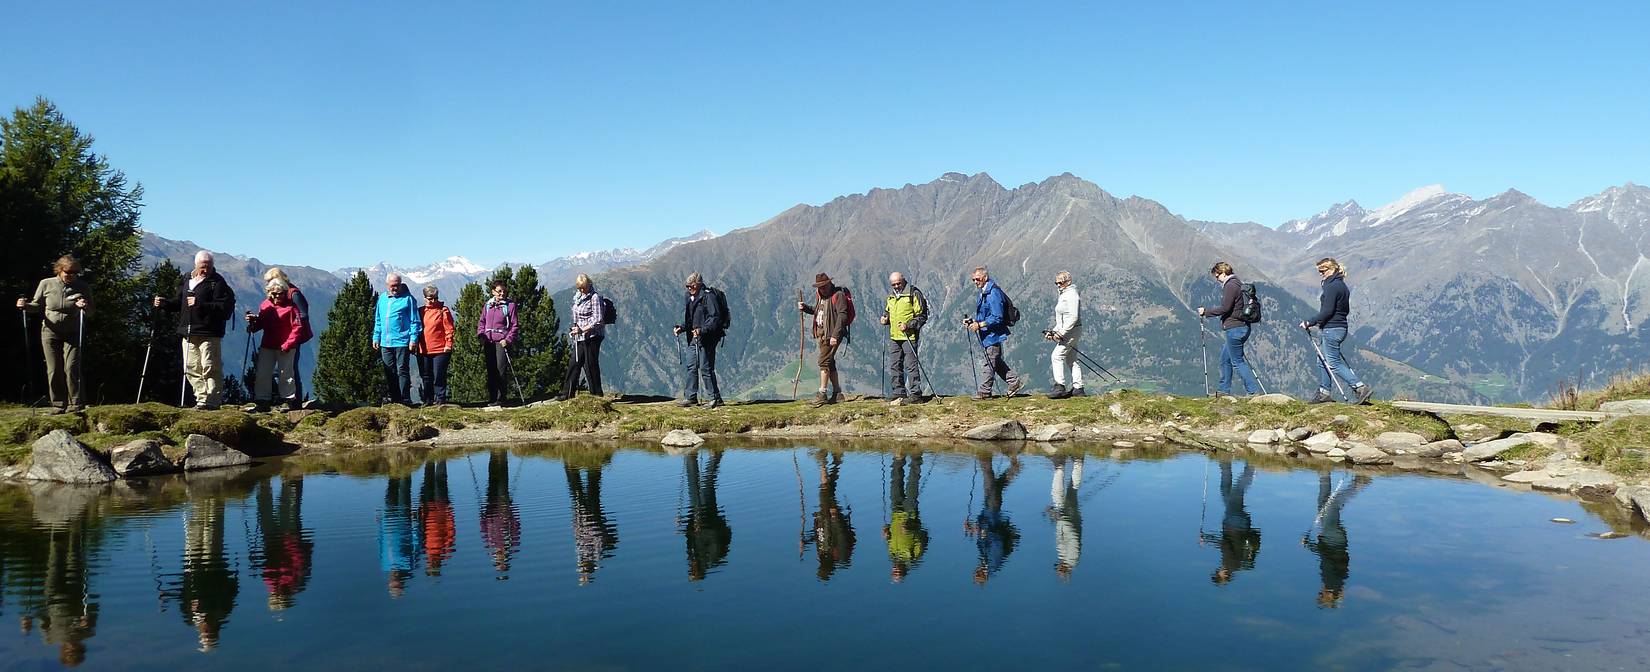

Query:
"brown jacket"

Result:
[[802, 287, 851, 342]]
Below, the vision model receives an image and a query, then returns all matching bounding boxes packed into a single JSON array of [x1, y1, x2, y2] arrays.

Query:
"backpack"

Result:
[[1238, 282, 1263, 323], [1000, 288, 1021, 327], [599, 296, 617, 325], [835, 287, 857, 326], [704, 286, 732, 332]]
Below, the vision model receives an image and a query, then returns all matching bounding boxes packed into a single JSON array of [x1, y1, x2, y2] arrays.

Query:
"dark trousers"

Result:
[[380, 346, 412, 404], [888, 338, 921, 398], [483, 339, 512, 403], [681, 335, 722, 402], [561, 336, 603, 398], [418, 352, 451, 405]]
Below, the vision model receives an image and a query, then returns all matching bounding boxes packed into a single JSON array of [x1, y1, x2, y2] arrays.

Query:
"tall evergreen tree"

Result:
[[1, 97, 146, 405], [502, 265, 567, 400], [312, 271, 383, 404], [448, 281, 488, 403]]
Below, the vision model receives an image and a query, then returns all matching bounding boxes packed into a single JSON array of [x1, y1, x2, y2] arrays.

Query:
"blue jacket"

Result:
[[681, 289, 723, 341], [374, 289, 422, 348], [1306, 273, 1350, 330], [973, 279, 1011, 348]]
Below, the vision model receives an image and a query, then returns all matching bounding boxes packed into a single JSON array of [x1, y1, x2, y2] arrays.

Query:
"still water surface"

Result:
[[2, 442, 1648, 670]]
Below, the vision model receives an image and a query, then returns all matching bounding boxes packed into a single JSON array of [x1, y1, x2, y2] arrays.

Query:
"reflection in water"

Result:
[[176, 490, 240, 651], [1047, 455, 1084, 581], [680, 450, 732, 581], [1202, 458, 1261, 585], [8, 491, 102, 667], [883, 452, 929, 582], [252, 476, 313, 611], [380, 476, 419, 597], [480, 450, 522, 580], [419, 461, 456, 577], [809, 450, 855, 581], [565, 460, 619, 585], [966, 454, 1022, 585], [1303, 471, 1371, 608]]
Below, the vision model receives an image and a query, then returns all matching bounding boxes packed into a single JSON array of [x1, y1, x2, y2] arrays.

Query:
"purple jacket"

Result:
[[477, 300, 518, 344]]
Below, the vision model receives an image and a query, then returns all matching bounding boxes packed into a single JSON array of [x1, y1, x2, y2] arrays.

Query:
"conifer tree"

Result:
[[312, 271, 383, 404], [447, 281, 488, 403]]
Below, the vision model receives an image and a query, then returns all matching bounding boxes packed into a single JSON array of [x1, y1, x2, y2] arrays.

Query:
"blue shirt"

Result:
[[973, 279, 1011, 348], [374, 290, 422, 348]]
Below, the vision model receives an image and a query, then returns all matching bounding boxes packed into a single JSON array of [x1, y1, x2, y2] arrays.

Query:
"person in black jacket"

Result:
[[153, 251, 236, 409], [1196, 261, 1261, 397], [673, 273, 724, 408], [1299, 258, 1374, 404]]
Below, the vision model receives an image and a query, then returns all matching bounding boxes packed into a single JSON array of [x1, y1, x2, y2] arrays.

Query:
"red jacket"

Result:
[[419, 302, 456, 354], [256, 297, 304, 351]]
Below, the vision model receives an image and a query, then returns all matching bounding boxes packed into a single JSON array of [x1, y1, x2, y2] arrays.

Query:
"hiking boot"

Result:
[[1047, 384, 1069, 399], [251, 402, 272, 413], [1308, 389, 1334, 405], [676, 397, 699, 408], [707, 399, 725, 409], [831, 391, 845, 403], [1069, 387, 1086, 397], [48, 407, 66, 416], [889, 397, 906, 407], [972, 392, 993, 401], [906, 394, 926, 405], [810, 391, 830, 407], [1353, 384, 1375, 405], [1210, 392, 1236, 401], [1005, 379, 1026, 397]]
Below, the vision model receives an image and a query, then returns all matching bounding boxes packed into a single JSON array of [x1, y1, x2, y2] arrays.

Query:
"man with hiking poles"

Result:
[[675, 273, 726, 408], [799, 273, 853, 407], [881, 272, 928, 406], [967, 266, 1025, 400]]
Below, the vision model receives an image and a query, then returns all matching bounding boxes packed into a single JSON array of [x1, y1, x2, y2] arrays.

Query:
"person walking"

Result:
[[881, 272, 928, 406], [1045, 270, 1084, 399], [1300, 258, 1375, 405], [967, 266, 1024, 399], [1197, 261, 1262, 398], [415, 286, 456, 407], [262, 268, 312, 401], [372, 273, 421, 405], [155, 251, 236, 410], [244, 278, 304, 412], [798, 273, 851, 407], [559, 273, 606, 401], [674, 273, 724, 408], [476, 280, 519, 406], [17, 255, 91, 413]]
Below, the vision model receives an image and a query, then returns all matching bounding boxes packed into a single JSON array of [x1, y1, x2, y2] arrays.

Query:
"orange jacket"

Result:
[[418, 302, 456, 354]]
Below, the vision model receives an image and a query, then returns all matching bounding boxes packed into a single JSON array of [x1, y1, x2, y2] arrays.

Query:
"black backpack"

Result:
[[705, 286, 732, 332], [1000, 288, 1021, 327], [1238, 282, 1263, 323], [600, 296, 617, 324]]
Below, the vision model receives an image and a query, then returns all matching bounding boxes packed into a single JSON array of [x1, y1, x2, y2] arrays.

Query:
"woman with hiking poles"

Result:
[[1197, 261, 1262, 399], [17, 255, 91, 414], [1299, 258, 1374, 405]]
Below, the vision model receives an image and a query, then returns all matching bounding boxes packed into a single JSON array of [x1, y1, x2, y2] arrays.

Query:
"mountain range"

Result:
[[141, 175, 1649, 404]]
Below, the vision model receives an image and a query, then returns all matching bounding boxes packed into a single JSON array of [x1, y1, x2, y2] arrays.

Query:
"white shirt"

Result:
[[1053, 286, 1081, 335]]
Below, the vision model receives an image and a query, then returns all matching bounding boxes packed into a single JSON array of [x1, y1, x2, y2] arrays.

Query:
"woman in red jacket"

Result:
[[416, 285, 457, 407], [245, 278, 304, 411]]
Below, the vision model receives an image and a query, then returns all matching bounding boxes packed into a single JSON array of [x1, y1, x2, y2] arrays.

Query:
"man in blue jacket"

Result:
[[967, 267, 1025, 400], [373, 273, 422, 405], [673, 273, 724, 408]]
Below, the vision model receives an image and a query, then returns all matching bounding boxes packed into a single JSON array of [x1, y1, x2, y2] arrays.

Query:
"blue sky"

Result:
[[6, 2, 1646, 269]]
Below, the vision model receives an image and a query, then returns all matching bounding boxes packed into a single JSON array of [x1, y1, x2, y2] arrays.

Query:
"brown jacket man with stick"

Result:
[[798, 273, 852, 406]]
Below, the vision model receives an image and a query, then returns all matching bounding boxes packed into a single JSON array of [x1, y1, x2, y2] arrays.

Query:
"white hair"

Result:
[[194, 250, 214, 264], [265, 278, 289, 294]]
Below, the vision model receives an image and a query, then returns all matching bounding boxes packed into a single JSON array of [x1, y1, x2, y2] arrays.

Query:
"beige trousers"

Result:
[[183, 336, 223, 406]]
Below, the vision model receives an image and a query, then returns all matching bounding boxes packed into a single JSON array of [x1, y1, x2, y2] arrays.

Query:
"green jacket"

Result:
[[884, 286, 928, 341]]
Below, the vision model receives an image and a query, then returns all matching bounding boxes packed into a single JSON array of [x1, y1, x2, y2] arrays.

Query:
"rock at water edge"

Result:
[[111, 440, 175, 477], [1033, 423, 1074, 443], [181, 434, 252, 471], [1462, 436, 1534, 462], [1375, 432, 1426, 452], [24, 430, 117, 484], [1344, 443, 1393, 465], [964, 420, 1027, 441], [1246, 430, 1279, 445], [1302, 432, 1341, 453], [661, 429, 705, 447], [1415, 440, 1464, 458]]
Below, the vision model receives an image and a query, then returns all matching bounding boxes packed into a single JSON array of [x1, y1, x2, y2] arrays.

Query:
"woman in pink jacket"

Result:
[[245, 278, 304, 411]]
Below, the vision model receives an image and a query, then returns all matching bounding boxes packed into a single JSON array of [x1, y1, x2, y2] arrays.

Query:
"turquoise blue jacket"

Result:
[[374, 289, 422, 348]]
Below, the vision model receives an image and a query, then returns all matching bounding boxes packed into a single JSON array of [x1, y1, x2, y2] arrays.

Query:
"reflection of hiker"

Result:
[[965, 454, 1023, 585], [1201, 458, 1261, 585], [480, 449, 522, 579], [810, 450, 856, 580], [256, 475, 313, 611], [419, 461, 456, 576], [681, 450, 732, 580], [566, 462, 619, 585], [179, 494, 239, 651], [883, 452, 929, 582], [17, 512, 100, 666], [1047, 455, 1084, 580], [379, 475, 420, 597], [1303, 471, 1371, 608]]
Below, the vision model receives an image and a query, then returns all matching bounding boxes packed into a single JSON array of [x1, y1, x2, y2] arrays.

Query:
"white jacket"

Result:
[[1053, 286, 1081, 337]]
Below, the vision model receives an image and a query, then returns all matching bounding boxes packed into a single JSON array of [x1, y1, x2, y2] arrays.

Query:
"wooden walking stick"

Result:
[[792, 290, 804, 400]]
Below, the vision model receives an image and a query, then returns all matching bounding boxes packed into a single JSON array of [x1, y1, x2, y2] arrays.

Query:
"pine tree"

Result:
[[504, 265, 567, 400], [448, 282, 488, 403], [312, 271, 383, 404]]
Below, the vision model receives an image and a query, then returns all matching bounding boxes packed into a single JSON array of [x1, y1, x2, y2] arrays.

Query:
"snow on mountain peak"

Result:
[[1366, 185, 1451, 226]]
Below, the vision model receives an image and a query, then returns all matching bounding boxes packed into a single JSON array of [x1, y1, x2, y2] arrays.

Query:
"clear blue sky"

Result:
[[6, 2, 1646, 269]]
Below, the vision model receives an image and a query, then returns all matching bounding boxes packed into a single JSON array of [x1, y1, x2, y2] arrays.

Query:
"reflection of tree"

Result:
[[809, 451, 855, 581], [680, 450, 732, 581], [379, 475, 419, 597], [7, 503, 103, 667], [253, 476, 313, 611], [965, 454, 1022, 585], [1201, 459, 1261, 585], [565, 463, 619, 585], [1303, 471, 1371, 608], [419, 461, 456, 577], [480, 449, 521, 579], [178, 494, 239, 651], [1046, 455, 1084, 581], [883, 452, 928, 582]]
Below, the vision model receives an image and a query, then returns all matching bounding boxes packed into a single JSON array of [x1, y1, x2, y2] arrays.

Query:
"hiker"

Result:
[[1300, 258, 1374, 404], [681, 450, 732, 581], [673, 273, 724, 408], [373, 273, 421, 405], [244, 278, 304, 412], [967, 266, 1025, 399], [799, 273, 852, 406], [811, 450, 855, 581], [17, 255, 91, 413], [1045, 270, 1084, 399], [884, 451, 929, 582], [416, 286, 456, 407], [881, 272, 928, 406], [559, 273, 605, 401], [263, 267, 312, 400], [1197, 261, 1262, 398], [477, 280, 519, 406], [1304, 471, 1371, 608], [1200, 458, 1261, 585], [966, 453, 1022, 585], [155, 250, 236, 410], [1048, 454, 1084, 580]]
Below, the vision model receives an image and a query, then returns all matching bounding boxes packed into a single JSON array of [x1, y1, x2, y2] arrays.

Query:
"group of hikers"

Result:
[[15, 250, 1377, 413]]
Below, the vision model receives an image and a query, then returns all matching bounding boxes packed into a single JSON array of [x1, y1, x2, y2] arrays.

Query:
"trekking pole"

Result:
[[17, 300, 29, 402], [243, 315, 255, 397], [499, 343, 527, 404], [911, 333, 936, 398], [963, 319, 980, 394], [1067, 343, 1124, 384], [792, 290, 804, 400], [880, 329, 887, 400], [1195, 317, 1211, 396], [1303, 326, 1349, 401], [76, 307, 86, 407], [137, 308, 157, 403]]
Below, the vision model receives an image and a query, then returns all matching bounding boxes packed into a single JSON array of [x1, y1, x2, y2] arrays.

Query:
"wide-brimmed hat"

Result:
[[812, 273, 833, 288]]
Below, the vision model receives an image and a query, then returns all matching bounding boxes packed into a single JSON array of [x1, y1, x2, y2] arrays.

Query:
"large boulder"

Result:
[[1247, 394, 1295, 406], [963, 420, 1027, 441], [660, 429, 705, 447], [24, 430, 116, 484], [1246, 430, 1280, 445], [1302, 432, 1342, 454], [1462, 436, 1534, 462], [1285, 427, 1312, 442], [1415, 439, 1464, 458], [1600, 399, 1650, 415], [1375, 432, 1427, 452], [1613, 485, 1650, 518], [180, 434, 252, 471], [1032, 423, 1074, 443], [1344, 443, 1393, 465], [1529, 469, 1618, 497], [110, 440, 175, 477]]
